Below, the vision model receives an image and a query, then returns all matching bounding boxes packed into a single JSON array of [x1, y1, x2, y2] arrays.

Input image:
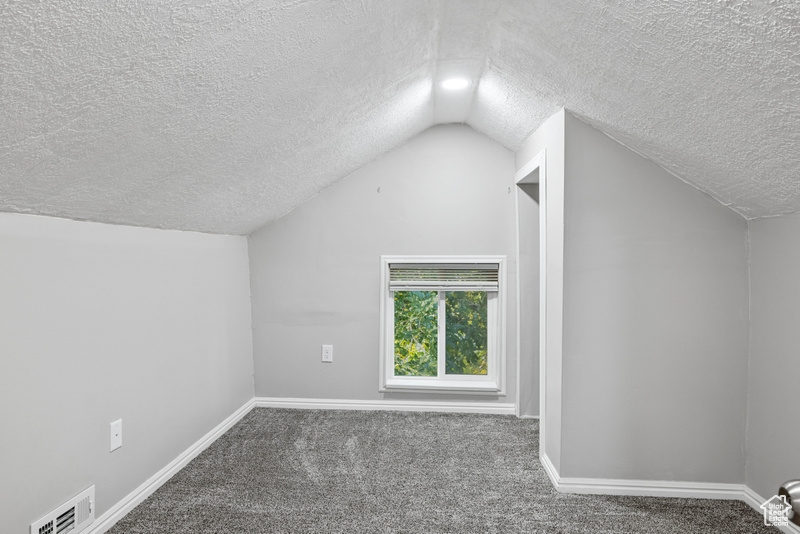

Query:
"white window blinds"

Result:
[[388, 263, 499, 291]]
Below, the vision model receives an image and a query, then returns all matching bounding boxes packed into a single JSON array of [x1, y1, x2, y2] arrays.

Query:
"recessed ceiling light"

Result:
[[441, 78, 470, 90]]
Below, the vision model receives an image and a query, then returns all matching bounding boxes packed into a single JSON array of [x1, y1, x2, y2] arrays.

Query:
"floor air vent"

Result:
[[31, 486, 95, 534]]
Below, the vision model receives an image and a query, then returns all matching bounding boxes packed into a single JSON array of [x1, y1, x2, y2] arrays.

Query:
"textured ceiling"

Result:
[[1, 1, 798, 234]]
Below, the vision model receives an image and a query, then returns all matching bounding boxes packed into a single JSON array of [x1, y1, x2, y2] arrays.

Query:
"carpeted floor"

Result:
[[108, 409, 773, 533]]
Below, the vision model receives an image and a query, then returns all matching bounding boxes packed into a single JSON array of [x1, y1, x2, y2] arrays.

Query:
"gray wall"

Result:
[[249, 124, 517, 403], [747, 214, 800, 498], [0, 213, 254, 533], [559, 113, 750, 482], [516, 109, 566, 469]]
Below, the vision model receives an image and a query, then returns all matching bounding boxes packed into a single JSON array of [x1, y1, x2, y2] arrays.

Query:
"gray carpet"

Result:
[[109, 409, 772, 533]]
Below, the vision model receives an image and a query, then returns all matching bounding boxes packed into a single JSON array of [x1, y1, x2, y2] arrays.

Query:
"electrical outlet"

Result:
[[110, 419, 122, 452], [321, 344, 333, 363]]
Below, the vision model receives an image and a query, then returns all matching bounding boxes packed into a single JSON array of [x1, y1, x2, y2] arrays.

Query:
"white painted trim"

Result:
[[85, 399, 256, 534], [743, 486, 800, 533], [514, 185, 521, 418], [542, 451, 757, 500], [556, 477, 745, 500], [378, 255, 388, 394], [537, 150, 548, 463], [542, 454, 796, 528], [540, 451, 560, 489], [514, 149, 547, 439], [378, 255, 507, 396], [515, 150, 545, 184], [382, 377, 502, 393], [255, 397, 516, 414], [742, 484, 764, 510]]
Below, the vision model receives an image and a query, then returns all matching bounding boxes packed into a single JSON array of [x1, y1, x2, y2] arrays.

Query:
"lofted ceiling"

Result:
[[1, 0, 798, 235]]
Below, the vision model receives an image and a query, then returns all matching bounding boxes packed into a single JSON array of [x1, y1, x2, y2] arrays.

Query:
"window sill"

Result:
[[381, 377, 502, 395]]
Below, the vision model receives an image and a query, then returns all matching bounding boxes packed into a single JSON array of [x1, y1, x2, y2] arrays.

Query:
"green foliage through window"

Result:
[[393, 291, 438, 376], [393, 290, 488, 377], [445, 291, 488, 375]]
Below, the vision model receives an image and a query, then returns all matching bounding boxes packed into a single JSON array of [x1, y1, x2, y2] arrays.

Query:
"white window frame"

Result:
[[379, 255, 506, 394]]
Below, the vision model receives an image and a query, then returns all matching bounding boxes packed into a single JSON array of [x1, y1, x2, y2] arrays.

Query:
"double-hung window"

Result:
[[379, 256, 505, 393]]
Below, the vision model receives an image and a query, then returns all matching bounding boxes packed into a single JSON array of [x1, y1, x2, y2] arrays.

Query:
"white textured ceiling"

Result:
[[1, 1, 798, 234]]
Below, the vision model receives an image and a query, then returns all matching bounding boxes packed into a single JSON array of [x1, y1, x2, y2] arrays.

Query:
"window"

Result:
[[379, 256, 505, 393]]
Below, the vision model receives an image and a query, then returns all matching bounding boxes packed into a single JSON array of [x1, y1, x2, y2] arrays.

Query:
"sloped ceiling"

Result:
[[1, 1, 798, 235]]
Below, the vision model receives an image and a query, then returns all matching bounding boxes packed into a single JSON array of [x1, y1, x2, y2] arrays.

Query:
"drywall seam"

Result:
[[744, 219, 753, 490], [245, 233, 257, 398]]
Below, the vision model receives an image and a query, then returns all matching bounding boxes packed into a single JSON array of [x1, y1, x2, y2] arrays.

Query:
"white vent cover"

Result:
[[31, 486, 95, 534]]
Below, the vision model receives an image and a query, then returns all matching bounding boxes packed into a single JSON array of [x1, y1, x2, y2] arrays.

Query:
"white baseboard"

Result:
[[255, 396, 516, 414], [742, 484, 763, 510], [86, 399, 256, 534], [540, 452, 560, 489], [541, 453, 800, 529], [542, 451, 740, 499], [557, 477, 745, 500], [743, 486, 800, 533]]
